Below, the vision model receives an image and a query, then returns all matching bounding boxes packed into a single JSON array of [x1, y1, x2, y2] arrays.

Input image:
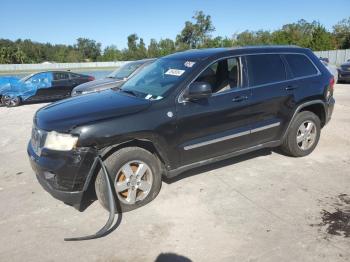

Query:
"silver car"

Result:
[[71, 58, 155, 96]]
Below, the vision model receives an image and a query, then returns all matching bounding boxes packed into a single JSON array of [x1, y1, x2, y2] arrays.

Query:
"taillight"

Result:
[[326, 77, 334, 100], [88, 76, 95, 81], [329, 77, 335, 92]]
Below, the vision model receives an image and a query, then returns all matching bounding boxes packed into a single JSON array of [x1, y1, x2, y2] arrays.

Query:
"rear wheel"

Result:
[[281, 111, 321, 157], [95, 147, 162, 213]]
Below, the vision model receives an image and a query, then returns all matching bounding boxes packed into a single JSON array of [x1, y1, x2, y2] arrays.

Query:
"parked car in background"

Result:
[[338, 60, 350, 83], [319, 59, 338, 83], [0, 71, 94, 107], [71, 59, 155, 96], [319, 57, 329, 64], [28, 46, 334, 213]]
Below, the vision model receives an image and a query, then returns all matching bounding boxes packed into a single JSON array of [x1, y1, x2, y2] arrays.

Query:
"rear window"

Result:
[[284, 54, 318, 78], [246, 54, 286, 86]]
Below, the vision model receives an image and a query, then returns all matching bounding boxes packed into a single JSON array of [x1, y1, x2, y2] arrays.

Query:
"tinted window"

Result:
[[285, 54, 318, 78], [69, 73, 80, 78], [246, 54, 286, 86], [54, 72, 69, 80]]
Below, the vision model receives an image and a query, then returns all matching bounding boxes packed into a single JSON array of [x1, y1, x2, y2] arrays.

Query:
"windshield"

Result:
[[108, 62, 145, 80], [20, 74, 34, 83], [120, 58, 197, 99]]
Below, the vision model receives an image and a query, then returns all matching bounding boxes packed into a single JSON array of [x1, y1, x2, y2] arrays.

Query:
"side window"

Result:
[[54, 72, 69, 80], [69, 73, 80, 79], [194, 57, 241, 94], [246, 54, 286, 86], [29, 72, 52, 88], [284, 54, 318, 78]]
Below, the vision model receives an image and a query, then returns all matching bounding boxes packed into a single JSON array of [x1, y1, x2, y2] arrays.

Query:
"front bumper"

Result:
[[27, 142, 98, 210]]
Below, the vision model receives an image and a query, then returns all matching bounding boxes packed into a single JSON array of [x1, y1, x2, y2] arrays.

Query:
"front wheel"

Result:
[[281, 111, 321, 157], [95, 147, 162, 213], [2, 95, 21, 107]]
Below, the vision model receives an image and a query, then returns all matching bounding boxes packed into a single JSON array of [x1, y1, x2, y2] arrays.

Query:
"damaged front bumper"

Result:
[[27, 142, 98, 211]]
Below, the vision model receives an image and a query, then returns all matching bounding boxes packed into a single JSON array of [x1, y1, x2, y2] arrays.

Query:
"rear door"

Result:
[[52, 72, 71, 98], [283, 54, 321, 101], [176, 56, 254, 165], [246, 54, 293, 145]]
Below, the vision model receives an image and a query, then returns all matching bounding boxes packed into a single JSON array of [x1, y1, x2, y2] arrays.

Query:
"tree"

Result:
[[333, 17, 350, 49], [75, 38, 102, 61], [137, 38, 147, 59], [102, 45, 121, 61], [309, 24, 334, 51], [176, 11, 215, 49], [158, 38, 175, 56], [147, 39, 159, 58]]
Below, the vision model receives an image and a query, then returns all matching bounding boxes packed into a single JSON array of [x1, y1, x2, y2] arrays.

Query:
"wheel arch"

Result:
[[299, 103, 326, 127], [80, 138, 170, 208], [100, 138, 170, 169], [282, 100, 326, 140]]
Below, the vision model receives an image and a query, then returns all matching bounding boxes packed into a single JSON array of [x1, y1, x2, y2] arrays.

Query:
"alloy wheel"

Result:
[[296, 120, 317, 150], [114, 160, 153, 205]]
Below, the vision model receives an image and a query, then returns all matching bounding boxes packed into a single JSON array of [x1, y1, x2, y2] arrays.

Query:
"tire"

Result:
[[281, 111, 321, 157], [2, 95, 21, 107], [95, 147, 162, 213]]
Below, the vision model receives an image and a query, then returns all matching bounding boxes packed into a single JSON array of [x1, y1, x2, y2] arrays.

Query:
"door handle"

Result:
[[232, 95, 248, 102], [285, 85, 298, 91]]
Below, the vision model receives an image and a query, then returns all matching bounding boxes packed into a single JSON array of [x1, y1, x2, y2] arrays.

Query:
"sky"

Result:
[[0, 0, 349, 49]]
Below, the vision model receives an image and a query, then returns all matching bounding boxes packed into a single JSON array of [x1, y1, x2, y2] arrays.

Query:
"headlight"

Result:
[[44, 131, 78, 151]]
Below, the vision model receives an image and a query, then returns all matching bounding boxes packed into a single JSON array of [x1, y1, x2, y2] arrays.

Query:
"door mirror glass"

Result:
[[184, 82, 212, 100]]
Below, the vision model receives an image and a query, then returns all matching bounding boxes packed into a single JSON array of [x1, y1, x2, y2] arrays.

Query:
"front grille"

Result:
[[31, 127, 47, 156]]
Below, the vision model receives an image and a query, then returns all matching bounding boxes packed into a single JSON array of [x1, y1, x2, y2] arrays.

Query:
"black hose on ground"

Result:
[[64, 156, 118, 241]]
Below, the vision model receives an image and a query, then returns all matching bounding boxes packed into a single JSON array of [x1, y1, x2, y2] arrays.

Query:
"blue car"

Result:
[[0, 71, 94, 107]]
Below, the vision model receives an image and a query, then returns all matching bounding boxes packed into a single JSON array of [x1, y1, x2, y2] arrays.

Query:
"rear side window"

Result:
[[246, 54, 286, 86], [284, 54, 318, 78], [69, 73, 80, 79], [54, 72, 69, 80]]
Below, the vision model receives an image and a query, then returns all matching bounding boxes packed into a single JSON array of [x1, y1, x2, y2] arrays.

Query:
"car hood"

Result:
[[73, 77, 125, 93], [35, 89, 151, 132], [341, 62, 350, 67]]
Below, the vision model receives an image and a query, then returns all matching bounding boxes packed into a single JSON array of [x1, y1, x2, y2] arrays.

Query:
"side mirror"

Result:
[[184, 82, 212, 100]]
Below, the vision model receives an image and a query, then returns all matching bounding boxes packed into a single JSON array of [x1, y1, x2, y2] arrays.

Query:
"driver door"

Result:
[[176, 57, 254, 165], [29, 72, 53, 101]]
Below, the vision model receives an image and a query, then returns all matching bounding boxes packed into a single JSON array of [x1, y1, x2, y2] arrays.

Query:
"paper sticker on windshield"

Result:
[[165, 69, 185, 76], [184, 61, 196, 68]]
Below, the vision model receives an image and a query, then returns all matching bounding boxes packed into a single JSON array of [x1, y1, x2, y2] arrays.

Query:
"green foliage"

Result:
[[333, 17, 350, 49], [0, 12, 349, 64], [176, 11, 215, 48], [75, 38, 101, 61]]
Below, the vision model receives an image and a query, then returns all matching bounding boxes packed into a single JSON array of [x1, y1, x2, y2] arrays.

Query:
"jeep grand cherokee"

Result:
[[28, 46, 335, 212]]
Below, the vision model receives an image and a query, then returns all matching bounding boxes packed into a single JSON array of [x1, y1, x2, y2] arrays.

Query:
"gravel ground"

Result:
[[0, 84, 349, 262]]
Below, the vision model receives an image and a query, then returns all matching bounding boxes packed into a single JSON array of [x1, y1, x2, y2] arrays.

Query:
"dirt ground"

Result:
[[0, 84, 349, 262]]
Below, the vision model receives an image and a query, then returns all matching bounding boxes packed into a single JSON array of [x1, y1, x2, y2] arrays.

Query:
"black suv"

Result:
[[27, 46, 335, 212]]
